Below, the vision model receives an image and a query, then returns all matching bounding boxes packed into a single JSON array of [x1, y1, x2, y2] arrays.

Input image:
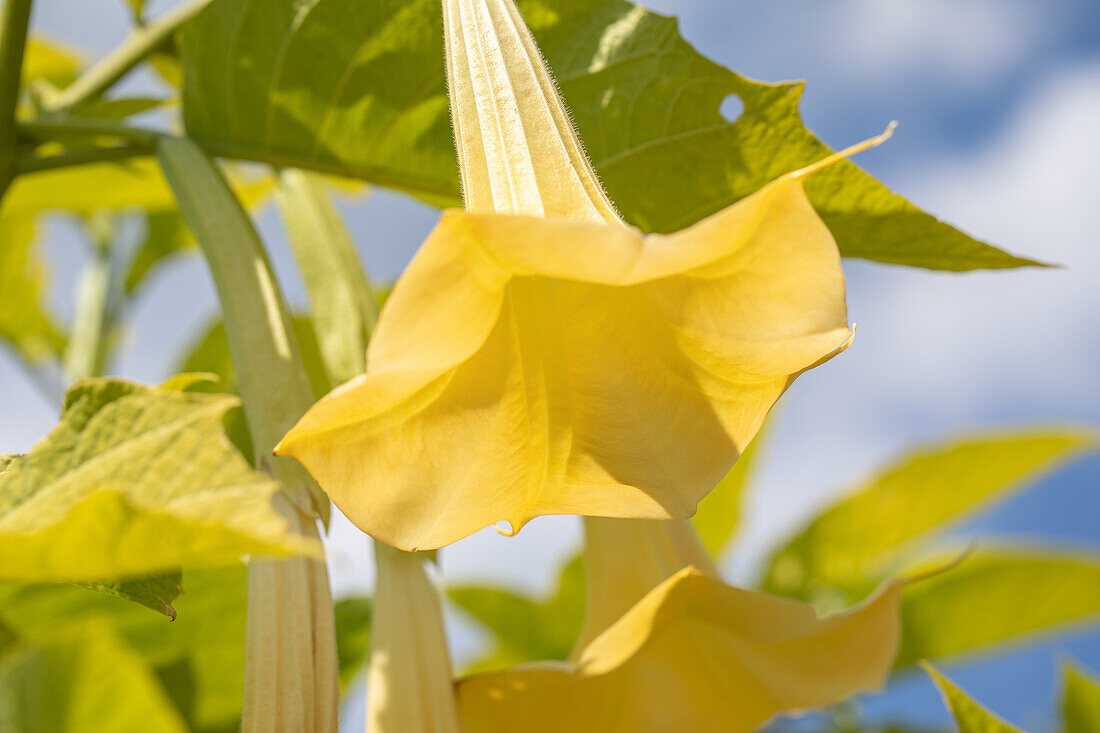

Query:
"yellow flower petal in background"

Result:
[[278, 160, 853, 550], [456, 568, 904, 733], [572, 517, 718, 656]]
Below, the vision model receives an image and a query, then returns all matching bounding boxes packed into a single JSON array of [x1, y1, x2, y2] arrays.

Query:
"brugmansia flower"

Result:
[[276, 0, 878, 553], [456, 567, 905, 732]]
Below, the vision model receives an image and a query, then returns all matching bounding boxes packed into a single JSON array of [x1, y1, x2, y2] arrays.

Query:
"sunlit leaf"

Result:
[[3, 158, 177, 217], [0, 378, 317, 587], [449, 555, 584, 674], [763, 429, 1095, 602], [181, 0, 1035, 270], [333, 597, 371, 692], [0, 619, 188, 733], [0, 215, 64, 363], [924, 664, 1022, 732], [896, 549, 1100, 667], [23, 36, 81, 88], [78, 572, 183, 619], [692, 424, 766, 557], [0, 565, 247, 733], [1063, 659, 1100, 733]]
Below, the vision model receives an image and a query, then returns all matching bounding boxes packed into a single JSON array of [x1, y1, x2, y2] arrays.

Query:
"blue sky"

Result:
[[5, 1, 1100, 730]]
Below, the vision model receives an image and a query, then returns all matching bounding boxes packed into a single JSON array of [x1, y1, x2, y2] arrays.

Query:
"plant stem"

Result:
[[16, 116, 461, 203], [14, 143, 149, 173], [156, 136, 338, 732], [0, 0, 34, 194], [63, 212, 121, 381], [38, 0, 212, 113]]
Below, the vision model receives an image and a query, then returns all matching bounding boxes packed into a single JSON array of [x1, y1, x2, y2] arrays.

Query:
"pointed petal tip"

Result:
[[789, 122, 897, 181]]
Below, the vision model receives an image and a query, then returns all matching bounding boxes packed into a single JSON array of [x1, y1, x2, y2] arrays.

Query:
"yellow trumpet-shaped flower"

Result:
[[456, 567, 904, 732], [277, 0, 876, 551]]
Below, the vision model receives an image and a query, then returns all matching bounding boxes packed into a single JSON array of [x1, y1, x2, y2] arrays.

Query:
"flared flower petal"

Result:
[[277, 154, 855, 550], [456, 567, 904, 733]]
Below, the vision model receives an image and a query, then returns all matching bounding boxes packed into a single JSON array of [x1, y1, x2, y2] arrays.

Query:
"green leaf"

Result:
[[180, 0, 1036, 270], [4, 158, 179, 217], [1063, 660, 1100, 733], [70, 96, 168, 121], [0, 565, 247, 733], [124, 210, 193, 294], [24, 36, 81, 88], [77, 572, 183, 619], [923, 664, 1022, 732], [692, 423, 766, 557], [449, 554, 584, 674], [177, 315, 332, 402], [763, 429, 1095, 602], [0, 618, 188, 733], [0, 214, 64, 363], [156, 135, 328, 521], [0, 377, 316, 587], [333, 597, 371, 692], [896, 549, 1100, 667], [276, 169, 376, 385]]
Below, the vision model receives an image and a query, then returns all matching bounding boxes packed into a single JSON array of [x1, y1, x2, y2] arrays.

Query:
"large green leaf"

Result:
[[924, 665, 1022, 733], [448, 554, 584, 674], [763, 429, 1095, 602], [180, 0, 1036, 270], [0, 619, 188, 733], [692, 423, 766, 557], [0, 215, 63, 363], [0, 565, 247, 733], [0, 378, 316, 589], [896, 549, 1100, 667], [1063, 660, 1100, 733]]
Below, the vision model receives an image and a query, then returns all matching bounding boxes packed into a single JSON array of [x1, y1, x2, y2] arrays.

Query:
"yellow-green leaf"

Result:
[[0, 378, 316, 585], [764, 430, 1096, 602], [0, 214, 64, 363], [0, 619, 188, 733], [1063, 659, 1100, 733], [77, 573, 183, 619], [924, 664, 1022, 733], [897, 549, 1100, 667], [180, 0, 1036, 271], [23, 36, 81, 88], [0, 565, 248, 733]]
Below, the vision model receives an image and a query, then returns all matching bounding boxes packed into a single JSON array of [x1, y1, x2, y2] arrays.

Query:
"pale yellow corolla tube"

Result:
[[456, 567, 904, 733], [275, 0, 886, 553]]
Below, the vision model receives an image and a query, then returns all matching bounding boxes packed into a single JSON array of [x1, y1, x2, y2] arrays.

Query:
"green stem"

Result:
[[63, 213, 121, 381], [38, 0, 212, 113], [0, 0, 34, 194], [14, 143, 149, 173], [16, 116, 461, 203]]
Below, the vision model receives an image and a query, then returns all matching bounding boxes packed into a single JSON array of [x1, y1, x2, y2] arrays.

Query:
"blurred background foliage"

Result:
[[0, 0, 1097, 731]]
